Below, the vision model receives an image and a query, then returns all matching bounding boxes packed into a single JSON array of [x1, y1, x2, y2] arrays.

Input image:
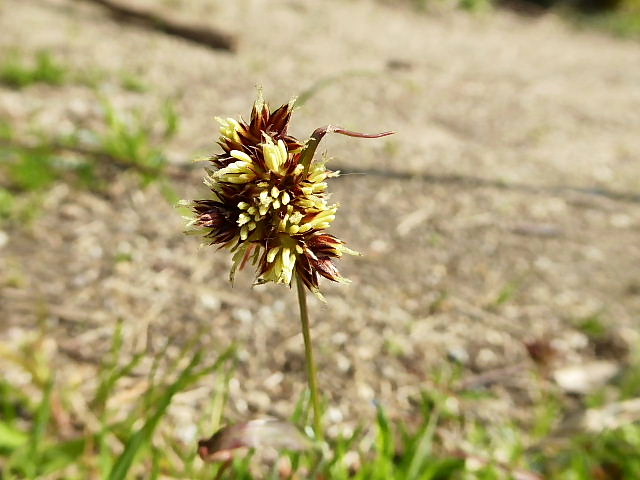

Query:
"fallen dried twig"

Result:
[[77, 0, 236, 52]]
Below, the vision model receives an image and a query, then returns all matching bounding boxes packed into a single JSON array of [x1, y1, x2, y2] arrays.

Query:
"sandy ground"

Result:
[[1, 0, 640, 441]]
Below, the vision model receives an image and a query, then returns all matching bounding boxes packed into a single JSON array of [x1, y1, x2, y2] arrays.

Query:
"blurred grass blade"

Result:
[[26, 378, 54, 478], [290, 388, 311, 427], [162, 100, 180, 138], [209, 360, 235, 434], [375, 402, 394, 460], [296, 70, 376, 107], [94, 320, 144, 414], [0, 421, 28, 450], [406, 407, 440, 480], [150, 445, 161, 480], [108, 347, 234, 480], [99, 426, 113, 479], [38, 438, 86, 476], [288, 389, 311, 474]]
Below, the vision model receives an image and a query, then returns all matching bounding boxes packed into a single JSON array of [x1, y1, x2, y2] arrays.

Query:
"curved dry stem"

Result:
[[301, 125, 395, 173]]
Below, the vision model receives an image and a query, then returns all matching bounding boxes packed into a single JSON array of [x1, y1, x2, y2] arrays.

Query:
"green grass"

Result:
[[0, 100, 179, 224], [576, 9, 640, 38], [383, 0, 640, 37], [486, 280, 522, 311], [2, 325, 640, 478], [0, 337, 466, 479], [0, 50, 159, 91], [576, 312, 608, 339], [380, 0, 492, 12], [0, 51, 68, 89], [95, 100, 169, 182], [0, 330, 237, 479], [120, 72, 150, 93]]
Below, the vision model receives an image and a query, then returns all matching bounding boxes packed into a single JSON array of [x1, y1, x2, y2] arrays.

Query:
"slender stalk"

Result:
[[300, 125, 394, 174], [295, 274, 323, 439]]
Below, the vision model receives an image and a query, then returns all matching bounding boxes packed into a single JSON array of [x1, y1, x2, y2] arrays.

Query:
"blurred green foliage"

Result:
[[98, 100, 169, 182], [120, 72, 149, 93], [576, 9, 640, 37], [387, 0, 640, 37], [0, 51, 68, 89], [0, 325, 236, 479], [2, 328, 640, 478], [0, 100, 179, 224]]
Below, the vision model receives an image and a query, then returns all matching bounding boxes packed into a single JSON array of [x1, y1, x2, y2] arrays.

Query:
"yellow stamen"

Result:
[[263, 136, 288, 174], [215, 117, 242, 143], [230, 150, 252, 163], [237, 213, 251, 226], [289, 211, 303, 224], [267, 247, 280, 263]]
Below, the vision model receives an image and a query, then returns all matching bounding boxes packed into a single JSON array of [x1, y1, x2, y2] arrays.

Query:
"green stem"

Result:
[[295, 275, 323, 440]]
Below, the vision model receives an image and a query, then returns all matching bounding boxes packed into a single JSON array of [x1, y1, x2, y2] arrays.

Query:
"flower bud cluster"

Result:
[[186, 94, 357, 296]]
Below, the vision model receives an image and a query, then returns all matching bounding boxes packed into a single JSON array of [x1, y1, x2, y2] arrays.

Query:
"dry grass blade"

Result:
[[198, 419, 312, 463]]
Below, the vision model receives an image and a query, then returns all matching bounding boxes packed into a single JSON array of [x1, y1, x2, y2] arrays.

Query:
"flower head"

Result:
[[185, 93, 392, 297]]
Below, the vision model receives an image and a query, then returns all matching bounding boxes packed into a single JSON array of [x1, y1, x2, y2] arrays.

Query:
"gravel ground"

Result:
[[1, 0, 640, 442]]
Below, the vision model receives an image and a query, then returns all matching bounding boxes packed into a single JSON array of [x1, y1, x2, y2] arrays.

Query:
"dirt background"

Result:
[[1, 0, 640, 442]]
